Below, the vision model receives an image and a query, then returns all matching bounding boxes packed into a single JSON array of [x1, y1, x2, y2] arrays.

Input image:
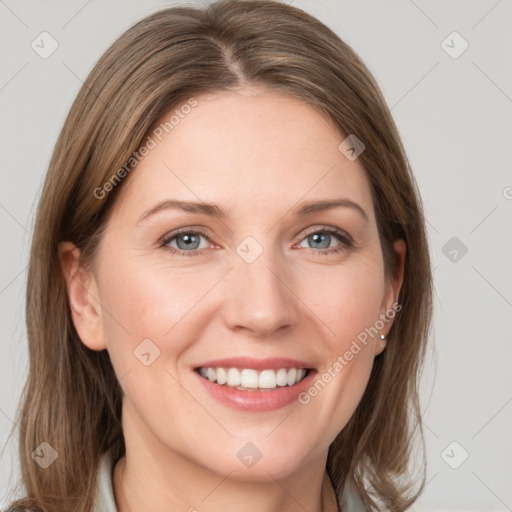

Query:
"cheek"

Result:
[[297, 257, 384, 432], [97, 255, 208, 371], [312, 257, 386, 344]]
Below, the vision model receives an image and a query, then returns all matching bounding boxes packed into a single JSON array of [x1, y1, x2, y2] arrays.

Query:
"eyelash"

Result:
[[160, 226, 354, 258]]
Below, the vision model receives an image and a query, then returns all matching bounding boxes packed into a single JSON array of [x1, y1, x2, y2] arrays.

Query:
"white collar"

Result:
[[94, 452, 118, 512]]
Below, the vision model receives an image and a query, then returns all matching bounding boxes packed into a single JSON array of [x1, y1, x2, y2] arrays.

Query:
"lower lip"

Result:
[[194, 369, 316, 411]]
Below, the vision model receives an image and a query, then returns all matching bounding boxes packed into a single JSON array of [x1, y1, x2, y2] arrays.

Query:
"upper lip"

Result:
[[194, 357, 315, 371]]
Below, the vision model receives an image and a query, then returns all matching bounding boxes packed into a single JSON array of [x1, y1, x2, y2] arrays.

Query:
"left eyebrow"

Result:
[[136, 197, 369, 225], [291, 199, 369, 223]]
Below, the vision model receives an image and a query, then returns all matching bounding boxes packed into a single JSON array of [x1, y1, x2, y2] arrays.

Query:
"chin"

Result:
[[194, 439, 318, 482]]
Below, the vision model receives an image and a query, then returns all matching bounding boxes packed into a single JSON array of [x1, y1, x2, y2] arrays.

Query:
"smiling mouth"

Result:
[[196, 367, 311, 391]]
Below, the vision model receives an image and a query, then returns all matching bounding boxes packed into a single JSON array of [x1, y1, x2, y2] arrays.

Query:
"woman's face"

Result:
[[64, 88, 404, 480]]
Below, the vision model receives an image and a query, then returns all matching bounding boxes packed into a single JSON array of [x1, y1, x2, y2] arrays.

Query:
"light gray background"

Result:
[[1, 1, 511, 510]]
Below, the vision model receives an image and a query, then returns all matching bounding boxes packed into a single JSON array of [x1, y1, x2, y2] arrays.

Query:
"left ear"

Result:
[[375, 238, 406, 355]]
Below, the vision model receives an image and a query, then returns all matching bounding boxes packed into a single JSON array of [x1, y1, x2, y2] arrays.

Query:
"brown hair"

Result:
[[7, 1, 432, 510]]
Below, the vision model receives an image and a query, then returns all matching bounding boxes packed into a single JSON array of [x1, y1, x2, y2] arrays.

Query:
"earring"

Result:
[[380, 334, 387, 346]]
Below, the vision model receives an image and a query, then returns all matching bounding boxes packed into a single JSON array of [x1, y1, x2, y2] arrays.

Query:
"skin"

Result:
[[59, 87, 405, 512]]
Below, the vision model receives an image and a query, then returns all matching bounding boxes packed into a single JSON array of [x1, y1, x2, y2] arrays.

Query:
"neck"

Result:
[[113, 451, 340, 512]]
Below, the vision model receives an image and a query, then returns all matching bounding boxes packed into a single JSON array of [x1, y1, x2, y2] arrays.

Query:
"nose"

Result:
[[221, 246, 298, 338]]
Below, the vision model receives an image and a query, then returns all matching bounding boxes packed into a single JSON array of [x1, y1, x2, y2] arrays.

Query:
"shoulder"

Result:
[[94, 452, 118, 512], [340, 478, 367, 512], [339, 482, 425, 512]]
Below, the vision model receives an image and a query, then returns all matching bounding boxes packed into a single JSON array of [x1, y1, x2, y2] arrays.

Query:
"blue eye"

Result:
[[160, 227, 353, 257], [161, 229, 210, 257], [297, 229, 352, 253]]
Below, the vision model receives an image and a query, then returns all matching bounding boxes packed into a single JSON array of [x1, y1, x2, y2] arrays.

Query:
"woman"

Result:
[[6, 0, 432, 510]]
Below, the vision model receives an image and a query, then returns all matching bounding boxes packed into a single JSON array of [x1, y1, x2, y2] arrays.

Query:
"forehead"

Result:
[[110, 89, 375, 222]]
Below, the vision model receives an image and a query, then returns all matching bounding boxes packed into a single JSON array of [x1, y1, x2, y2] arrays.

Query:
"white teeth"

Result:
[[276, 368, 288, 386], [287, 368, 297, 386], [198, 367, 308, 389], [227, 368, 241, 387], [240, 369, 259, 388], [258, 369, 276, 389], [216, 367, 227, 385]]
